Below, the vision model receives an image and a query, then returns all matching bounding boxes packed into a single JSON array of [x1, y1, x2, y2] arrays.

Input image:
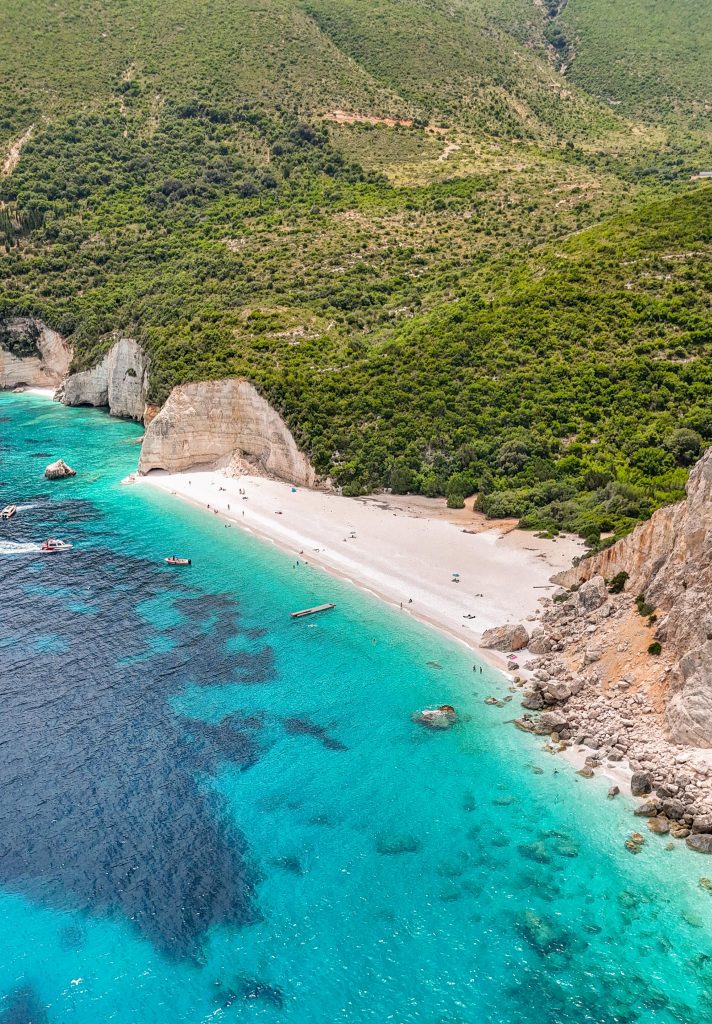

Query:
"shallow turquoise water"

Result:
[[0, 392, 711, 1023]]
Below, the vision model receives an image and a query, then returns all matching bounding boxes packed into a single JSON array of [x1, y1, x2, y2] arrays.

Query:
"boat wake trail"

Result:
[[0, 540, 43, 555]]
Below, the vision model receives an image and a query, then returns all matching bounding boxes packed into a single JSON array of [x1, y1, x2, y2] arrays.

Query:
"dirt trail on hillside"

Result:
[[2, 126, 34, 177]]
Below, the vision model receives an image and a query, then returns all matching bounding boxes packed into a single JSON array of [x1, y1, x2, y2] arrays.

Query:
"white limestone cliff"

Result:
[[60, 337, 148, 422], [0, 317, 71, 389], [139, 378, 319, 487]]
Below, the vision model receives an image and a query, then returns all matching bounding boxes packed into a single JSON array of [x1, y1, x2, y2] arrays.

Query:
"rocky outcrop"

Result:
[[45, 459, 76, 479], [61, 338, 148, 422], [480, 623, 529, 652], [139, 378, 319, 487], [556, 447, 712, 744], [0, 317, 71, 389]]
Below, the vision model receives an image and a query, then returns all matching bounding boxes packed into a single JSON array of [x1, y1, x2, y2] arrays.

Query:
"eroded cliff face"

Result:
[[139, 378, 319, 487], [0, 317, 71, 389], [60, 338, 148, 422], [557, 448, 712, 744]]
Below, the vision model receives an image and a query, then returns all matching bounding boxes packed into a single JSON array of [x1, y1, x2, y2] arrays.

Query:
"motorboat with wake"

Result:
[[41, 538, 73, 553], [0, 505, 17, 519]]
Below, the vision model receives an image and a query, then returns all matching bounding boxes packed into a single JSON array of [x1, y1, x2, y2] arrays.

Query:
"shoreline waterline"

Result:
[[134, 467, 582, 676]]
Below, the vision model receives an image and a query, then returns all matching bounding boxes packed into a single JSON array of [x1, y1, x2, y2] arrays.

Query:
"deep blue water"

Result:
[[0, 392, 711, 1023]]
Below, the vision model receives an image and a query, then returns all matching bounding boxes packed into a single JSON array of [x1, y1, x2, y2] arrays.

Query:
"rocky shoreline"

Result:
[[503, 572, 712, 854]]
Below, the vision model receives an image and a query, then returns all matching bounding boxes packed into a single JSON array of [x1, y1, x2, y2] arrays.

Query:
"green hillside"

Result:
[[0, 0, 710, 543], [560, 0, 711, 125]]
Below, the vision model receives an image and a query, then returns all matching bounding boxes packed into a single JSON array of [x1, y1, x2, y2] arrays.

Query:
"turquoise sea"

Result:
[[0, 391, 711, 1024]]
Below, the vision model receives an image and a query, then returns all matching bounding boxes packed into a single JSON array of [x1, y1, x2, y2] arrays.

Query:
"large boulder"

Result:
[[686, 834, 712, 854], [576, 576, 608, 613], [533, 710, 568, 736], [630, 772, 652, 797], [480, 623, 529, 652], [44, 459, 76, 479]]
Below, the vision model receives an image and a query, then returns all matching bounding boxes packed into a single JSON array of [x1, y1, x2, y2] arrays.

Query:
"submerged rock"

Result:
[[515, 909, 573, 955], [44, 458, 76, 479], [376, 833, 421, 855], [647, 815, 671, 835]]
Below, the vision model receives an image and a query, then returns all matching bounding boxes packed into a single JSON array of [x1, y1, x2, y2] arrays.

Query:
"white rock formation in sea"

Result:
[[45, 459, 76, 479], [0, 317, 71, 389], [557, 446, 712, 745], [139, 378, 318, 487], [60, 337, 148, 422]]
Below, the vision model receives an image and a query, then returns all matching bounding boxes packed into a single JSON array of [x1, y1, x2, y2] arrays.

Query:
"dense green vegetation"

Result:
[[562, 0, 712, 126], [0, 0, 709, 543]]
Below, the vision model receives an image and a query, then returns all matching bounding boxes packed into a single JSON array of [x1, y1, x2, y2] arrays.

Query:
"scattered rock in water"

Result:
[[484, 696, 504, 707], [552, 836, 579, 859], [518, 840, 551, 864], [435, 851, 470, 877], [670, 822, 690, 839], [462, 791, 477, 813], [577, 767, 594, 779], [426, 661, 443, 670], [412, 705, 457, 730], [480, 623, 529, 652], [625, 832, 646, 854], [631, 772, 652, 797], [686, 834, 712, 854], [699, 877, 712, 892], [269, 855, 304, 875], [489, 830, 511, 848], [515, 909, 573, 955], [438, 884, 461, 903], [608, 786, 620, 799], [647, 815, 671, 835], [232, 978, 284, 1008], [514, 717, 534, 732], [492, 794, 515, 806], [634, 798, 662, 817], [530, 765, 545, 775], [44, 458, 76, 479], [376, 833, 421, 855]]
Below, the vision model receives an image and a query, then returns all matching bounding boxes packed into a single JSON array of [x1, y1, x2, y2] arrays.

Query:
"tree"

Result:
[[664, 428, 703, 466]]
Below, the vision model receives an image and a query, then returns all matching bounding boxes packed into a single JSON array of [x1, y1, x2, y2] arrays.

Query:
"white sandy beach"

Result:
[[136, 468, 583, 670]]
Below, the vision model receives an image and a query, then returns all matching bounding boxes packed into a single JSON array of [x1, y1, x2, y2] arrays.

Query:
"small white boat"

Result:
[[0, 505, 17, 519], [41, 538, 73, 553], [165, 556, 191, 566]]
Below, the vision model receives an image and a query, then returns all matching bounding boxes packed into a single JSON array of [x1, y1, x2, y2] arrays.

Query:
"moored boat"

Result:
[[165, 556, 192, 566], [0, 505, 17, 519], [41, 538, 73, 552]]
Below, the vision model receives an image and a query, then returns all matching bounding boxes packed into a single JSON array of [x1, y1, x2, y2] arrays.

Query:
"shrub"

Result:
[[635, 593, 655, 617], [608, 571, 629, 594], [647, 641, 662, 656]]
